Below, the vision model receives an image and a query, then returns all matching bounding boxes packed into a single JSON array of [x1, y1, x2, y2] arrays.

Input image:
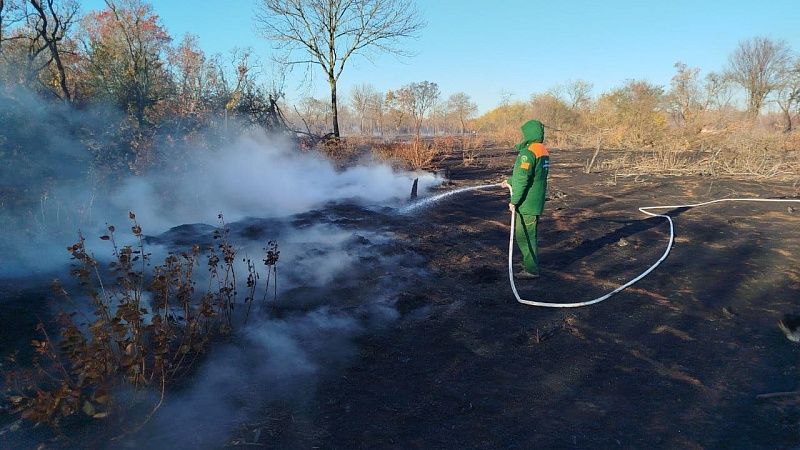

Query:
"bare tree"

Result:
[[563, 79, 593, 111], [704, 71, 734, 111], [28, 0, 77, 101], [446, 92, 477, 134], [384, 88, 409, 133], [0, 0, 20, 53], [429, 100, 447, 134], [0, 0, 77, 99], [397, 81, 438, 138], [350, 82, 376, 134], [366, 88, 383, 134], [499, 89, 514, 107], [775, 57, 800, 132], [667, 62, 703, 125], [255, 0, 424, 138], [297, 96, 331, 134], [728, 36, 792, 116]]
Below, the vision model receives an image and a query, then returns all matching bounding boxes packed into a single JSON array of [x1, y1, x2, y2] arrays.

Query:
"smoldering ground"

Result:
[[118, 209, 426, 450], [0, 86, 440, 448], [2, 209, 429, 449]]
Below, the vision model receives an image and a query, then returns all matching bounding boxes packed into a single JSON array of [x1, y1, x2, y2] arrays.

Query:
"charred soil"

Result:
[[254, 148, 800, 449]]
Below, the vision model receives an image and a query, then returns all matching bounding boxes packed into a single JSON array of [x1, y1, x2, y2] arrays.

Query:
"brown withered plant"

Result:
[[3, 211, 279, 439]]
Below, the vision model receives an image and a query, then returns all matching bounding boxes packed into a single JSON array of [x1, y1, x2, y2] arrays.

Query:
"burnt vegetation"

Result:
[[1, 0, 800, 447], [3, 213, 279, 442]]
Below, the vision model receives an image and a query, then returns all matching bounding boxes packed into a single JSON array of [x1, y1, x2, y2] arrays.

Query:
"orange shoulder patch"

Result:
[[528, 143, 549, 158]]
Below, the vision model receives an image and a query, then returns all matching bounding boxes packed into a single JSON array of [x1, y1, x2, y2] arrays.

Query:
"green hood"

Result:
[[515, 119, 544, 151]]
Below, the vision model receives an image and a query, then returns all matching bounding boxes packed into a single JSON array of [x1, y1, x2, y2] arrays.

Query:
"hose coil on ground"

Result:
[[401, 183, 800, 308], [507, 192, 800, 308]]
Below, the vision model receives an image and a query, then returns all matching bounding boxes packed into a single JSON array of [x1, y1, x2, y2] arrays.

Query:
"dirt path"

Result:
[[280, 148, 800, 449]]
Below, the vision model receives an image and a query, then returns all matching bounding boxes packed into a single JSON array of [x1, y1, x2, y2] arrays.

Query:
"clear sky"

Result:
[[80, 0, 800, 113]]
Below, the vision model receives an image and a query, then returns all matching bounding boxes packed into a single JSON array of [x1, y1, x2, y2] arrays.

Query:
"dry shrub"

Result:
[[373, 139, 440, 170], [460, 137, 491, 167], [318, 137, 357, 160], [705, 129, 798, 179], [462, 146, 481, 167], [432, 135, 461, 152], [308, 137, 369, 168], [463, 133, 489, 150], [340, 135, 381, 149], [607, 125, 800, 181], [491, 125, 522, 147], [3, 213, 279, 438]]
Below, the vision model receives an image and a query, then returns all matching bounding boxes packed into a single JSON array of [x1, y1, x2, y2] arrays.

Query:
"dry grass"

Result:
[[588, 125, 800, 182], [312, 127, 800, 183], [373, 139, 442, 170], [310, 138, 365, 168]]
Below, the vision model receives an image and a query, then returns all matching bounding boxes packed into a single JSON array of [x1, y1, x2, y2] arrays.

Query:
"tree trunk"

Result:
[[329, 77, 340, 138], [29, 0, 71, 102], [782, 107, 793, 133], [49, 41, 71, 102], [135, 84, 146, 129], [748, 92, 765, 118], [0, 0, 5, 52]]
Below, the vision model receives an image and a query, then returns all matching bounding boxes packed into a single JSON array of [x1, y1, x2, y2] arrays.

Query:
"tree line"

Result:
[[291, 81, 478, 138], [1, 0, 798, 162], [472, 37, 800, 153], [1, 0, 295, 173]]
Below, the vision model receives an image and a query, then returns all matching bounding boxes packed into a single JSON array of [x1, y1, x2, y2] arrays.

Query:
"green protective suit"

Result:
[[507, 119, 550, 275]]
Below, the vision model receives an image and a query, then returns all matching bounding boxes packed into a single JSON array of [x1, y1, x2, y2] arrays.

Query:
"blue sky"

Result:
[[80, 0, 800, 113]]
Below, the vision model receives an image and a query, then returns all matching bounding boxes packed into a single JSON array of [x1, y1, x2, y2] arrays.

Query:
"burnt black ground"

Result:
[[3, 148, 800, 449], [255, 148, 800, 449]]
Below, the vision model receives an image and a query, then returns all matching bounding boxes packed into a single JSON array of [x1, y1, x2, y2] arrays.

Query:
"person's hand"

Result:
[[500, 180, 510, 189], [508, 203, 515, 212]]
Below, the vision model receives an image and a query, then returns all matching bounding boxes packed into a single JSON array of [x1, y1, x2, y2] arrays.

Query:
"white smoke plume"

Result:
[[112, 129, 440, 230], [0, 84, 439, 278], [1, 85, 440, 448]]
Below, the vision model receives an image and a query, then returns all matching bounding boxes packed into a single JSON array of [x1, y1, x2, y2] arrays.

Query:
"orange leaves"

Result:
[[83, 4, 171, 48]]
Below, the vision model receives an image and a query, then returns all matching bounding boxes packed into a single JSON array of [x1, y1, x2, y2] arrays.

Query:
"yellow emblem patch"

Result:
[[520, 162, 531, 170]]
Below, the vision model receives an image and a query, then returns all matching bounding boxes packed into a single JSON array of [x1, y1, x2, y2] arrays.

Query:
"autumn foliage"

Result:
[[1, 0, 287, 175]]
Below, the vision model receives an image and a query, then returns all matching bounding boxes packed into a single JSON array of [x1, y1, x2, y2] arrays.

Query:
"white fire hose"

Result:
[[504, 184, 800, 307], [401, 183, 800, 308]]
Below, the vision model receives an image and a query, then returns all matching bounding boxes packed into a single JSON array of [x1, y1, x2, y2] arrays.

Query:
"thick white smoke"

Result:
[[0, 95, 439, 278], [2, 86, 441, 448], [113, 129, 440, 231]]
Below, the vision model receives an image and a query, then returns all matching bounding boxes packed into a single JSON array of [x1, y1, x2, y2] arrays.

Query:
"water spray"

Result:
[[403, 183, 800, 308], [398, 183, 501, 213]]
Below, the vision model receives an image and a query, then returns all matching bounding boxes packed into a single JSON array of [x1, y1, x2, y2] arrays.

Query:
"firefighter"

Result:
[[501, 119, 550, 279]]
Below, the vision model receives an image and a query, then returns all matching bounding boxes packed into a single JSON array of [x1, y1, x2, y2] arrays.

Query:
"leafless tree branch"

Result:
[[255, 0, 424, 137]]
